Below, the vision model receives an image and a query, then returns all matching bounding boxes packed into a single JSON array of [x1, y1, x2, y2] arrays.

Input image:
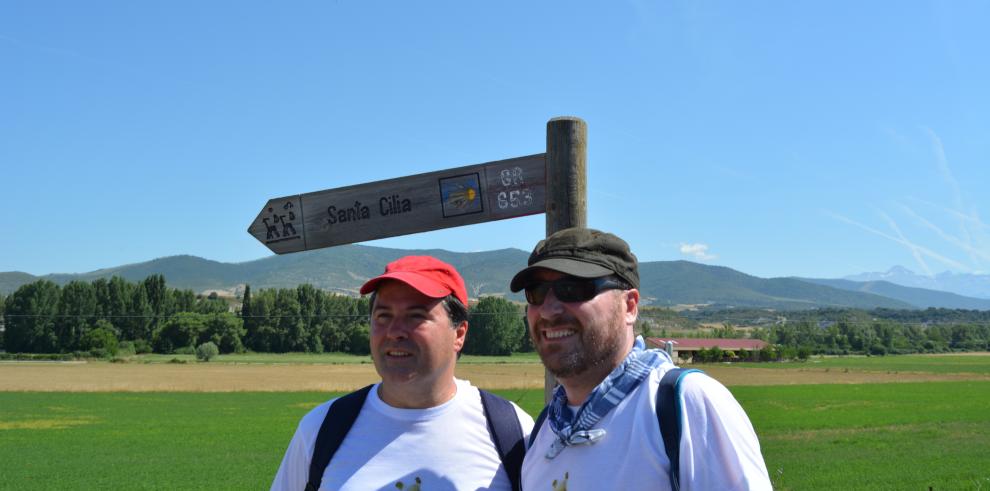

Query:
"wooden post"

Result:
[[543, 116, 587, 403]]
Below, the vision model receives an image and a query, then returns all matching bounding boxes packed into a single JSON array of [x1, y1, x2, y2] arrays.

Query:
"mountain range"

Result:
[[2, 246, 990, 311], [844, 266, 990, 300]]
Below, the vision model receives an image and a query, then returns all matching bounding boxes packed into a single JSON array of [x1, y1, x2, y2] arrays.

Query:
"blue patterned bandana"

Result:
[[544, 336, 672, 459]]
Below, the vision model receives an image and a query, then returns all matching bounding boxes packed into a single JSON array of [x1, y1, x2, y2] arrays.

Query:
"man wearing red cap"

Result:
[[272, 256, 533, 491]]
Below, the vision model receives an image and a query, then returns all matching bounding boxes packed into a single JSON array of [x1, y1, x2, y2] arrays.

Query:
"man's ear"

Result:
[[624, 289, 640, 327], [453, 320, 468, 353]]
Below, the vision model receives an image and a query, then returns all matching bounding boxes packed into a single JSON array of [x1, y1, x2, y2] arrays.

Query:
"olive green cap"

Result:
[[510, 227, 639, 292]]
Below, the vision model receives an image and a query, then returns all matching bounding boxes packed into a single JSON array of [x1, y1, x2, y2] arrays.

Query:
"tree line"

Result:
[[648, 306, 990, 356], [0, 276, 529, 357], [684, 306, 990, 327], [752, 319, 990, 356], [4, 276, 987, 359]]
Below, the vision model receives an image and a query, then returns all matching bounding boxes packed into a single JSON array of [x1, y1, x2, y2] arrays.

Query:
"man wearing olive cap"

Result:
[[272, 256, 533, 491], [513, 228, 771, 490]]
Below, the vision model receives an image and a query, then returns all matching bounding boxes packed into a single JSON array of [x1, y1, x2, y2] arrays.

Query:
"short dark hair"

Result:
[[368, 292, 468, 328], [608, 275, 634, 291]]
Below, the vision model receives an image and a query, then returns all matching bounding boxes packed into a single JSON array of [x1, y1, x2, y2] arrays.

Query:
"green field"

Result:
[[730, 353, 990, 374], [1, 382, 988, 490], [735, 382, 990, 490]]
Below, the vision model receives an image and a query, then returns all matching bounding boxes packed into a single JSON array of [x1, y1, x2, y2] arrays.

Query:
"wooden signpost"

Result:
[[249, 154, 547, 254], [248, 117, 587, 404]]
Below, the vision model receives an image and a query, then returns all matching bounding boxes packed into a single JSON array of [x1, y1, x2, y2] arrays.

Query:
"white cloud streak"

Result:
[[898, 203, 990, 263], [824, 210, 969, 273], [907, 197, 990, 231], [925, 127, 979, 265], [878, 210, 933, 276]]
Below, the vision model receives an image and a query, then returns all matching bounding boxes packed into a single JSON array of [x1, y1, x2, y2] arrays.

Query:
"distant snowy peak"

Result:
[[844, 266, 990, 300], [845, 266, 928, 286], [885, 265, 917, 277]]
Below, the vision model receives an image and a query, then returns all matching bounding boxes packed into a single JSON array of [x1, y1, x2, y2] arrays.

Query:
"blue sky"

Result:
[[2, 1, 989, 279]]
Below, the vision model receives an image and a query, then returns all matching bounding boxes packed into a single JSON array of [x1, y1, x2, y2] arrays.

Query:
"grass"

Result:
[[735, 381, 990, 490], [1, 382, 988, 490], [728, 352, 990, 374], [0, 389, 543, 490]]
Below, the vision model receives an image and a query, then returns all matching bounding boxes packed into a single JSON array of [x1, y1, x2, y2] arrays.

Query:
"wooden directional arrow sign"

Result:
[[248, 154, 546, 254]]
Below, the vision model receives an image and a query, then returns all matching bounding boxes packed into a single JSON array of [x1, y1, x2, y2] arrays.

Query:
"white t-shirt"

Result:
[[271, 379, 534, 491], [522, 367, 772, 491]]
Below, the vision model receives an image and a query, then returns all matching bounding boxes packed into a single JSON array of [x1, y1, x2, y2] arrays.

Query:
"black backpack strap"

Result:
[[479, 390, 526, 491], [305, 384, 374, 491], [657, 368, 701, 491], [528, 404, 550, 448]]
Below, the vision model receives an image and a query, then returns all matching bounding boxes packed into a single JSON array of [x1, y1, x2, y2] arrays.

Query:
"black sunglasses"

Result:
[[524, 276, 626, 305]]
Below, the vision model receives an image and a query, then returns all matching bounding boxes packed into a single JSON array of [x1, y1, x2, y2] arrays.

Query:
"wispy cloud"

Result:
[[878, 210, 933, 276], [925, 128, 963, 208], [831, 128, 988, 275], [898, 203, 990, 263], [907, 197, 990, 231], [823, 210, 968, 274], [679, 243, 717, 261], [925, 127, 979, 264]]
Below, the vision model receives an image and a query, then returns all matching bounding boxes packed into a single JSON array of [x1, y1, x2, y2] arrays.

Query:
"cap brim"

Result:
[[360, 271, 452, 299], [509, 258, 614, 292]]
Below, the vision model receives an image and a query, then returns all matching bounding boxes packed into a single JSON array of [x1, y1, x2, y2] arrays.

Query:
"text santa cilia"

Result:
[[327, 195, 412, 225]]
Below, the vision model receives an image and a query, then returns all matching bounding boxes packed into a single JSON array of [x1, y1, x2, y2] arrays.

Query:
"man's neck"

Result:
[[558, 363, 615, 406], [378, 378, 458, 409]]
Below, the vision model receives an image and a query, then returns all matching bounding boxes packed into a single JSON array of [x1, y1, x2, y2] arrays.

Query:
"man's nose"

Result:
[[385, 318, 411, 339], [536, 289, 565, 319]]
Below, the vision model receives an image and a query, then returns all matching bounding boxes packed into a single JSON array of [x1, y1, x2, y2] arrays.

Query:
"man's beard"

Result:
[[532, 314, 624, 380]]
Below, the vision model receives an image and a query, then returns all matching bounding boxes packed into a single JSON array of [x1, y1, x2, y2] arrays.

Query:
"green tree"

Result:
[[240, 284, 253, 334], [194, 294, 228, 315], [171, 289, 197, 314], [142, 274, 171, 333], [345, 323, 371, 355], [121, 283, 153, 342], [0, 292, 6, 350], [713, 322, 744, 339], [758, 345, 778, 362], [153, 312, 208, 353], [696, 346, 724, 363], [196, 341, 220, 361], [201, 312, 246, 354], [80, 320, 119, 357], [694, 347, 710, 363], [56, 281, 98, 351], [4, 280, 60, 353], [296, 284, 324, 353], [464, 297, 524, 356], [318, 292, 372, 356], [274, 288, 304, 352], [244, 289, 276, 352], [104, 276, 131, 333], [91, 278, 110, 320], [518, 315, 535, 353]]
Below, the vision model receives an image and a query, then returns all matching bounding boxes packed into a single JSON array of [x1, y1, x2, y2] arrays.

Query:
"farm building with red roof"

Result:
[[646, 337, 769, 362]]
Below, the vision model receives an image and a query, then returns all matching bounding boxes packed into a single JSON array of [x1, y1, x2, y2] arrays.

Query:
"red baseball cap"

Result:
[[359, 255, 469, 306]]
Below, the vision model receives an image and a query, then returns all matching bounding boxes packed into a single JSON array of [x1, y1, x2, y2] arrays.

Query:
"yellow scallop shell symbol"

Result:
[[447, 186, 477, 209]]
